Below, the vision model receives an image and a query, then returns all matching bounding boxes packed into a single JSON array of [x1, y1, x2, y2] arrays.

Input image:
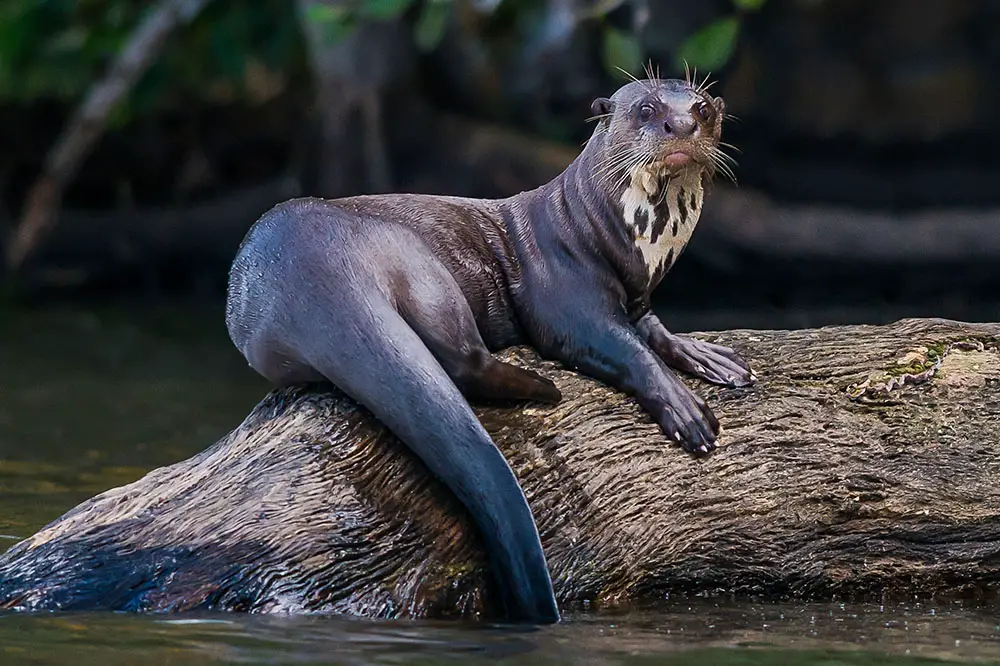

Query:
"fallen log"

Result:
[[1, 317, 999, 620]]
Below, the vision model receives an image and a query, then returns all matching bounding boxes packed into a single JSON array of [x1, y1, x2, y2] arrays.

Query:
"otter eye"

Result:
[[695, 101, 714, 122], [638, 104, 655, 123]]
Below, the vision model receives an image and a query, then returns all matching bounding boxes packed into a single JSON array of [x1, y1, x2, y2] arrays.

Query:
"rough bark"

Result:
[[2, 318, 999, 620], [4, 0, 213, 272]]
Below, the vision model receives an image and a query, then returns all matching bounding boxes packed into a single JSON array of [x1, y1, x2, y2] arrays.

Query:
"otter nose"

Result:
[[663, 113, 697, 138]]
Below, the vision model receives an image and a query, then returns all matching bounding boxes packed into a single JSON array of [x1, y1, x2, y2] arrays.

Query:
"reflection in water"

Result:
[[0, 302, 269, 539], [2, 602, 1000, 665], [2, 303, 1000, 664]]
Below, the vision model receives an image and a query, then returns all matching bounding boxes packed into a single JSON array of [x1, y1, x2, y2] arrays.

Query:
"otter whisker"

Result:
[[714, 159, 738, 179], [697, 71, 715, 95], [591, 145, 645, 182], [609, 164, 640, 196], [605, 147, 657, 195], [592, 149, 640, 177], [614, 66, 643, 86], [603, 152, 652, 194], [707, 151, 738, 184], [592, 142, 648, 175], [711, 147, 739, 167], [716, 157, 738, 175], [582, 129, 603, 149], [642, 60, 662, 88], [592, 156, 635, 182], [718, 141, 742, 154], [592, 148, 650, 191], [655, 174, 671, 207], [623, 147, 659, 186], [709, 146, 736, 166], [713, 161, 738, 182]]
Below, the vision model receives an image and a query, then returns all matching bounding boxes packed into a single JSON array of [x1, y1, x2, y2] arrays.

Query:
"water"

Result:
[[2, 301, 1000, 664], [2, 602, 1000, 664]]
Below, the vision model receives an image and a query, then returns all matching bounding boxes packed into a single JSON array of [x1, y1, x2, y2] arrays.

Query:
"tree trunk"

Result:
[[2, 317, 999, 620]]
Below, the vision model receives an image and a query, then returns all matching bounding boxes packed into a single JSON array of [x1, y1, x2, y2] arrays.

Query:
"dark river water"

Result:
[[2, 300, 1000, 664]]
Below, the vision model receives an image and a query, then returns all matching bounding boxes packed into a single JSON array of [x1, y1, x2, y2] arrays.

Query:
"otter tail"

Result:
[[293, 300, 560, 624]]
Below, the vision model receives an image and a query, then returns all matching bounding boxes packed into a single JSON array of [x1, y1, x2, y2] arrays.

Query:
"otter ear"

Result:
[[590, 97, 614, 118], [712, 95, 726, 118]]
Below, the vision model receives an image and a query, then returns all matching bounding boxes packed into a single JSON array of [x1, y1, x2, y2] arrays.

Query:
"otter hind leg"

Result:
[[397, 276, 561, 406], [458, 353, 562, 406]]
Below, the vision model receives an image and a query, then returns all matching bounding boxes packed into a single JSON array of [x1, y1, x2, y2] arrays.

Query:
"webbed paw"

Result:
[[655, 373, 721, 457], [660, 335, 756, 388]]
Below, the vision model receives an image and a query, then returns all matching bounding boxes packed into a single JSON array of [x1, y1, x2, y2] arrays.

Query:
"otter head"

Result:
[[588, 78, 730, 284], [589, 78, 726, 196]]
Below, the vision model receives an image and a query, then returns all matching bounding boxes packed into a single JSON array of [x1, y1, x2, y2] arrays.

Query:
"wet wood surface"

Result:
[[2, 317, 999, 620]]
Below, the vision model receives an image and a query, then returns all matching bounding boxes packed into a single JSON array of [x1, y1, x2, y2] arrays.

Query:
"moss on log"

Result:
[[2, 317, 999, 620]]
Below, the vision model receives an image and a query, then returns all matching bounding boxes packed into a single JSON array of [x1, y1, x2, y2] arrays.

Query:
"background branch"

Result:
[[4, 0, 213, 272]]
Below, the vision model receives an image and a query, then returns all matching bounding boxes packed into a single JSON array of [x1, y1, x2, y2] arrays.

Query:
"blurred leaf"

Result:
[[468, 0, 502, 12], [0, 0, 303, 108], [44, 27, 87, 55], [303, 2, 349, 26], [105, 95, 134, 130], [210, 8, 251, 81], [732, 0, 766, 10], [601, 26, 642, 79], [104, 1, 129, 28], [303, 2, 354, 44], [414, 0, 451, 52], [361, 0, 417, 20], [675, 16, 739, 73]]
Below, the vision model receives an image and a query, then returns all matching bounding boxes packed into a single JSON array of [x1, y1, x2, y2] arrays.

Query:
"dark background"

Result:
[[2, 0, 999, 330]]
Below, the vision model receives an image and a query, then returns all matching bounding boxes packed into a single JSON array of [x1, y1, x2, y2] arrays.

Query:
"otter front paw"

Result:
[[655, 379, 721, 457], [660, 336, 756, 388]]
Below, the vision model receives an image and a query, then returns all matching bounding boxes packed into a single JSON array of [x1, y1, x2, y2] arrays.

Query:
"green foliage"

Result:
[[732, 0, 767, 11], [675, 16, 739, 74], [414, 0, 452, 52], [363, 0, 417, 20], [0, 0, 134, 102], [595, 0, 767, 80], [601, 26, 642, 78], [0, 0, 304, 110], [303, 0, 453, 49], [0, 0, 769, 121], [303, 2, 355, 44], [674, 0, 768, 73]]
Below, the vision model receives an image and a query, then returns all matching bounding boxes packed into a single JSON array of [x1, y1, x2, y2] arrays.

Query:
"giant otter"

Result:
[[224, 74, 755, 625]]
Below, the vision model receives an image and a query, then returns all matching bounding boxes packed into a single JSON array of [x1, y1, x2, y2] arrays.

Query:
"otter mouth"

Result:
[[649, 149, 704, 176], [660, 151, 693, 170]]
